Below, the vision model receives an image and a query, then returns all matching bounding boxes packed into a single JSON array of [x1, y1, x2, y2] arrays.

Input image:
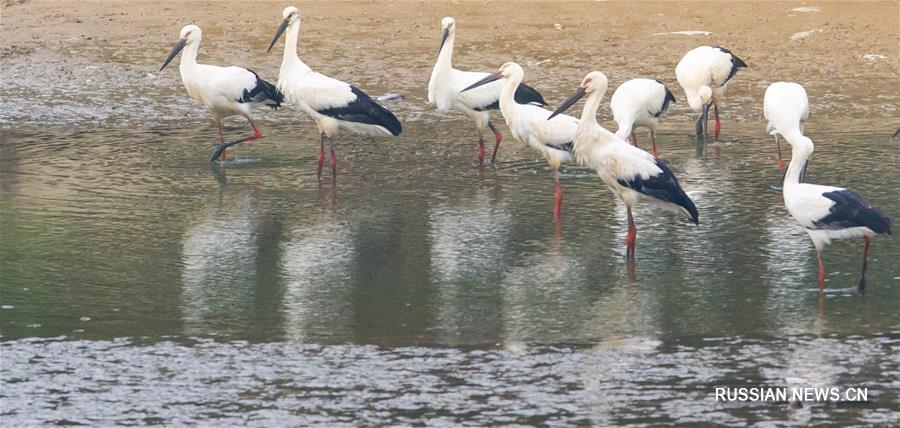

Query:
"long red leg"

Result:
[[630, 131, 639, 148], [477, 135, 485, 163], [328, 138, 337, 179], [714, 102, 721, 138], [859, 236, 870, 293], [488, 122, 503, 165], [650, 130, 658, 158], [625, 206, 637, 252], [816, 247, 826, 292], [553, 169, 563, 221], [316, 133, 326, 182]]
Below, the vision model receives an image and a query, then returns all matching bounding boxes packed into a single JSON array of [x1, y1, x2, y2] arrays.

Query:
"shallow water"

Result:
[[2, 120, 899, 425]]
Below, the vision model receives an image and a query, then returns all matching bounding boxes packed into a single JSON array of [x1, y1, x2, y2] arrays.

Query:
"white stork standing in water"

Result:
[[779, 135, 891, 293], [764, 82, 809, 169], [609, 78, 677, 158], [675, 46, 747, 141], [463, 62, 577, 219], [159, 24, 284, 162], [427, 17, 548, 165], [268, 7, 402, 182], [549, 71, 698, 255]]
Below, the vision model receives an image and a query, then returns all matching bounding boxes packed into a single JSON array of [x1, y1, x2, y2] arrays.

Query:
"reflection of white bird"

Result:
[[429, 192, 511, 345], [550, 71, 698, 253], [268, 6, 402, 181], [779, 136, 891, 292], [764, 82, 809, 168], [427, 17, 547, 164], [675, 45, 746, 140], [159, 24, 283, 162], [463, 62, 577, 218], [181, 192, 259, 334], [280, 221, 356, 341], [610, 78, 676, 157]]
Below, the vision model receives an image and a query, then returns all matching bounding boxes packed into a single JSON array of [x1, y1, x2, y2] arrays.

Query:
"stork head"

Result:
[[687, 85, 713, 111], [460, 62, 524, 93], [548, 71, 608, 120], [269, 6, 301, 52], [160, 24, 202, 71], [438, 17, 456, 53]]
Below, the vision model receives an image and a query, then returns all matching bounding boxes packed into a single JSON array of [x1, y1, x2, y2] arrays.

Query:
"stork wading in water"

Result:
[[549, 71, 698, 255], [269, 7, 402, 182], [427, 17, 548, 165], [609, 78, 676, 158], [779, 135, 891, 293], [160, 24, 284, 162], [764, 82, 809, 169], [463, 62, 577, 219], [675, 46, 747, 141]]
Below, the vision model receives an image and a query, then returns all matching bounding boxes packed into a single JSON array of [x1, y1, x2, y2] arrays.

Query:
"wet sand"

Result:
[[1, 1, 897, 127]]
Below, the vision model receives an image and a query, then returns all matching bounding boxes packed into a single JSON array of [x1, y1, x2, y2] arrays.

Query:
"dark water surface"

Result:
[[2, 120, 899, 425]]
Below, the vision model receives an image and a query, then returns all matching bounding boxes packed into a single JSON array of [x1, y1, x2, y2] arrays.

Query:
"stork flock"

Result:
[[158, 8, 892, 294]]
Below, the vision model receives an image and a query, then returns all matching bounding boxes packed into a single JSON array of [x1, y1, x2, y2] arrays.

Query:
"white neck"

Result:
[[280, 22, 310, 74], [783, 132, 812, 188], [179, 40, 200, 72], [434, 32, 454, 73], [499, 72, 523, 118]]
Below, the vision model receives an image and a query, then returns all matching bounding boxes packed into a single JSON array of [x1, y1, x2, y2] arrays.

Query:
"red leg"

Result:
[[816, 247, 826, 292], [553, 169, 563, 221], [328, 138, 337, 178], [477, 135, 485, 163], [630, 131, 639, 148], [714, 102, 721, 138], [859, 236, 870, 293], [488, 122, 503, 165], [316, 133, 326, 182], [625, 206, 637, 249], [650, 130, 658, 158]]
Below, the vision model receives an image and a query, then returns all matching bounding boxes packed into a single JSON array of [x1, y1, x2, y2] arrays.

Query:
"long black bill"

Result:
[[267, 18, 290, 53], [438, 28, 449, 54], [548, 87, 586, 120], [462, 71, 502, 93], [160, 39, 186, 71], [799, 159, 809, 183], [698, 102, 711, 139]]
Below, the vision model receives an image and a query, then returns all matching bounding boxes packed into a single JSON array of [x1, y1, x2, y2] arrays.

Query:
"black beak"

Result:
[[548, 87, 586, 120], [268, 18, 290, 53], [160, 39, 186, 71], [799, 159, 809, 183], [462, 71, 502, 92], [438, 27, 449, 54]]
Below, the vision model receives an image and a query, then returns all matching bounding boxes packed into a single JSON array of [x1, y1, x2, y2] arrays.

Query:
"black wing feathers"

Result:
[[653, 80, 677, 117], [814, 190, 892, 235], [713, 46, 747, 83], [473, 82, 547, 111], [237, 69, 284, 109], [617, 161, 699, 224], [317, 86, 403, 136]]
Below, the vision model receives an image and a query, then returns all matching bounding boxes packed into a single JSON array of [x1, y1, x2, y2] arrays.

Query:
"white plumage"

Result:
[[463, 62, 577, 218], [160, 24, 283, 162], [764, 82, 809, 168], [550, 71, 698, 253], [610, 78, 676, 157], [675, 45, 747, 140], [780, 135, 891, 292], [269, 7, 402, 181], [427, 17, 547, 164]]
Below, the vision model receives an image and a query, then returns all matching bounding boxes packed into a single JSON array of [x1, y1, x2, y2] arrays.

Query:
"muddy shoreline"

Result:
[[1, 1, 897, 128]]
